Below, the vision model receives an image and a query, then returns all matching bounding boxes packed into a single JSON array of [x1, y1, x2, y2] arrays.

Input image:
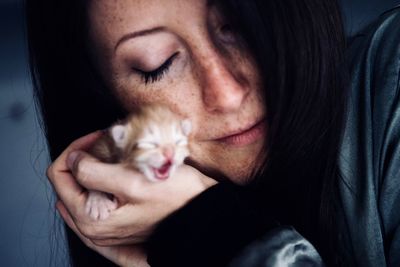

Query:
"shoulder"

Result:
[[229, 227, 324, 267], [348, 6, 400, 95], [338, 6, 400, 266], [341, 6, 400, 191]]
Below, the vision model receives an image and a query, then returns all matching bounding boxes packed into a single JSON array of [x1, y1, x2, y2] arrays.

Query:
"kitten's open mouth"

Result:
[[153, 161, 172, 180]]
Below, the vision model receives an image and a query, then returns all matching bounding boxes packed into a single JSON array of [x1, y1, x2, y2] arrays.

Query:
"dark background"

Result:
[[1, 0, 399, 266]]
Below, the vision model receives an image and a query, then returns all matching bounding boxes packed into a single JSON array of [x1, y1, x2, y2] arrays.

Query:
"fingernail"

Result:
[[67, 151, 79, 170]]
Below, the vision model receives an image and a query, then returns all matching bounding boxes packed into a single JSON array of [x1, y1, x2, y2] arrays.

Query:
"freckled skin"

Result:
[[88, 0, 266, 184]]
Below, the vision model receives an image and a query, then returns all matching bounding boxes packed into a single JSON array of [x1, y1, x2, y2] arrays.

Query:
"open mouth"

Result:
[[153, 160, 172, 180]]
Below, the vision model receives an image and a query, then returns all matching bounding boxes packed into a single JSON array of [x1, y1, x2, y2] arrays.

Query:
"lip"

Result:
[[215, 119, 266, 146]]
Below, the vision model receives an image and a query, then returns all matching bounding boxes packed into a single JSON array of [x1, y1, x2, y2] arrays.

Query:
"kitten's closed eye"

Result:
[[176, 139, 187, 146], [137, 141, 158, 149]]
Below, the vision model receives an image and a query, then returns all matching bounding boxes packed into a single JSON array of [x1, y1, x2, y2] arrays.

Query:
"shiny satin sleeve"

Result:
[[229, 227, 325, 267], [338, 6, 400, 267]]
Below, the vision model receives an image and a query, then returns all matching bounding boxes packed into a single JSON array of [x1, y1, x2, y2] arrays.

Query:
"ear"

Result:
[[111, 124, 127, 148], [181, 119, 192, 136]]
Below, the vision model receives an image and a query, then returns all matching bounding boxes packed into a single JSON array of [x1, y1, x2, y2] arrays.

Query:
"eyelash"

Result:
[[135, 52, 179, 84]]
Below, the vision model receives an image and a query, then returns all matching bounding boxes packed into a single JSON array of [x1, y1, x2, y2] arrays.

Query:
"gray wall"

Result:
[[0, 1, 68, 267], [0, 0, 399, 266]]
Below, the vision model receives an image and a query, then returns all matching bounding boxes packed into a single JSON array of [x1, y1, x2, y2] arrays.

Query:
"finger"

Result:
[[57, 201, 118, 251], [57, 201, 126, 243], [57, 202, 150, 267], [69, 151, 144, 197], [58, 196, 147, 245], [56, 201, 122, 246], [49, 170, 87, 214], [47, 131, 102, 197], [56, 201, 95, 248], [47, 132, 102, 213], [56, 201, 78, 234], [51, 131, 103, 174]]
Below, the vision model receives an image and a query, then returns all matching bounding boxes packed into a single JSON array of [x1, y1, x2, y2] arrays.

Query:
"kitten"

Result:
[[86, 104, 191, 220]]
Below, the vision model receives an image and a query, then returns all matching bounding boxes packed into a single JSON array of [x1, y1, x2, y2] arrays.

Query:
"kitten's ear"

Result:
[[181, 119, 192, 136], [111, 124, 128, 148]]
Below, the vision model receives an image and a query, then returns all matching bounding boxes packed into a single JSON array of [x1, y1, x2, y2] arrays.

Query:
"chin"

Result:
[[221, 163, 258, 185]]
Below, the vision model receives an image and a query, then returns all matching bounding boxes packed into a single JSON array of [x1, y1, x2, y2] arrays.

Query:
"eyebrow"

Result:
[[114, 26, 166, 52]]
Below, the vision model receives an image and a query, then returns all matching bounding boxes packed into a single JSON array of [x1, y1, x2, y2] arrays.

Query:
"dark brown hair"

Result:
[[26, 0, 348, 266]]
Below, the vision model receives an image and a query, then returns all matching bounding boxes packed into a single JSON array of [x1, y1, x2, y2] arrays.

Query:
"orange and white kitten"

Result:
[[86, 104, 191, 220]]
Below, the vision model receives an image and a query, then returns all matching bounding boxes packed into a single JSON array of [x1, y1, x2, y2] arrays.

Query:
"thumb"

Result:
[[67, 150, 142, 197]]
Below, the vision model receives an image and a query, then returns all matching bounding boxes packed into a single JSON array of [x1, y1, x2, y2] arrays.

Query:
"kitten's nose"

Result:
[[163, 146, 175, 160]]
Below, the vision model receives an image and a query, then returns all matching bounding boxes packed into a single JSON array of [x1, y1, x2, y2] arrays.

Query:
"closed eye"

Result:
[[133, 52, 179, 84], [176, 139, 188, 146], [137, 142, 158, 149]]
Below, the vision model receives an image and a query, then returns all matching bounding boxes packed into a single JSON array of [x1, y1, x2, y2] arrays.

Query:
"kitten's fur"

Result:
[[86, 104, 191, 220]]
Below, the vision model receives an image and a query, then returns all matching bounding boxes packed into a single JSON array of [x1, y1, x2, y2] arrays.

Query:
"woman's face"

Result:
[[88, 0, 267, 184]]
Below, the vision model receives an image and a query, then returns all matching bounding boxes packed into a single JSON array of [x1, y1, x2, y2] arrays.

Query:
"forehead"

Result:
[[87, 0, 208, 47]]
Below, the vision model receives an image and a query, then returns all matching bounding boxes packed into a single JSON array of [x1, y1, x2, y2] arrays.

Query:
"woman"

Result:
[[26, 0, 400, 266]]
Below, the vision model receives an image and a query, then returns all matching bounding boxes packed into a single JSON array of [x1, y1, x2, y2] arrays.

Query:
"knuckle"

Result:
[[73, 154, 85, 174], [123, 184, 137, 200], [75, 158, 95, 184], [79, 223, 102, 239], [78, 220, 116, 241], [122, 175, 140, 197]]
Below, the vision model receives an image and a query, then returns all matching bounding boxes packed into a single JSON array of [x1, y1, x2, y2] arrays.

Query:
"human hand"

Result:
[[47, 131, 218, 266]]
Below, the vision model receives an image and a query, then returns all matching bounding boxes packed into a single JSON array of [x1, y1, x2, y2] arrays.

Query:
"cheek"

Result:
[[188, 140, 264, 183], [112, 72, 200, 117]]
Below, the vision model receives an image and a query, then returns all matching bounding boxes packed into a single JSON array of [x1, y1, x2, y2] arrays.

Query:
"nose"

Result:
[[162, 146, 175, 160], [199, 50, 249, 113]]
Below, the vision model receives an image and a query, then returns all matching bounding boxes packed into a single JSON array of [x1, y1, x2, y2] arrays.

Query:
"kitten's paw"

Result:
[[85, 191, 117, 220]]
